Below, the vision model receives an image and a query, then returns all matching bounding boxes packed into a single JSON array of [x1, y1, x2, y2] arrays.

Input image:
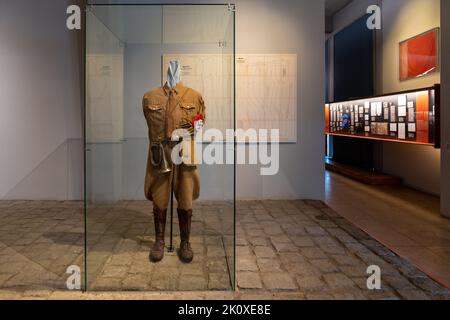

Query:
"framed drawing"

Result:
[[399, 28, 439, 81]]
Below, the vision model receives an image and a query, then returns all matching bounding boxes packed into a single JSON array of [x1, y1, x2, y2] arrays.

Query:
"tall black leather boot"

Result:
[[149, 206, 167, 262], [177, 209, 194, 263]]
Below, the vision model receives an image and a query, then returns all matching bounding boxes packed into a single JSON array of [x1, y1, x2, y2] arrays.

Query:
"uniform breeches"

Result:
[[146, 165, 200, 211]]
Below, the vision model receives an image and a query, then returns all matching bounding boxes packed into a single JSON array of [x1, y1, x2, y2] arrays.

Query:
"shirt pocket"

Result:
[[147, 104, 166, 142], [180, 102, 197, 125]]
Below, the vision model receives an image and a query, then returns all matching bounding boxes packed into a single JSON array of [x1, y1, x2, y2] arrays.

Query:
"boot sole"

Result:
[[177, 250, 194, 263], [149, 252, 165, 263]]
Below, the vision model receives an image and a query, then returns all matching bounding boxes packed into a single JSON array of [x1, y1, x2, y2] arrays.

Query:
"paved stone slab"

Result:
[[339, 266, 368, 278], [121, 275, 151, 290], [178, 275, 208, 291], [237, 272, 263, 289], [331, 254, 361, 266], [256, 258, 283, 273], [278, 252, 306, 264], [236, 258, 258, 272], [300, 247, 327, 259], [208, 273, 231, 290], [309, 259, 339, 273], [253, 246, 276, 259], [247, 237, 269, 246], [323, 273, 356, 289], [261, 273, 298, 290], [295, 275, 326, 291], [271, 241, 298, 253], [283, 262, 321, 276], [291, 236, 315, 247], [305, 226, 327, 236]]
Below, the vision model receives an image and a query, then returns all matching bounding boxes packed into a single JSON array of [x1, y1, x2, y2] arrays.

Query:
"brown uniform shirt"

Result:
[[143, 82, 206, 145], [142, 82, 206, 209]]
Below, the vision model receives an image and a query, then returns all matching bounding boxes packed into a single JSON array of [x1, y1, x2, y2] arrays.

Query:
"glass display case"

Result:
[[325, 85, 440, 148], [85, 4, 235, 291]]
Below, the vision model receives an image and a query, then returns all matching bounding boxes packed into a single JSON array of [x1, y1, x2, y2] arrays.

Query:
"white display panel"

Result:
[[86, 54, 124, 143], [163, 54, 298, 142], [163, 54, 234, 139]]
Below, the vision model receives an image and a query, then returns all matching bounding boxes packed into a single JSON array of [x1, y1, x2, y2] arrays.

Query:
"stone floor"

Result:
[[86, 201, 234, 291], [0, 200, 234, 292], [1, 199, 450, 300], [0, 201, 84, 290]]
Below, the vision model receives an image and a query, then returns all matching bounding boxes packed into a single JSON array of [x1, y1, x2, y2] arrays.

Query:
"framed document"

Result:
[[398, 95, 407, 107], [408, 109, 415, 122], [390, 105, 396, 122], [384, 107, 389, 120], [398, 123, 406, 140], [390, 123, 397, 132]]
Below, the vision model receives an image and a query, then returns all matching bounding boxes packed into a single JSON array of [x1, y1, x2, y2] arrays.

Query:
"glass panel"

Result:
[[221, 5, 236, 290], [85, 4, 235, 291]]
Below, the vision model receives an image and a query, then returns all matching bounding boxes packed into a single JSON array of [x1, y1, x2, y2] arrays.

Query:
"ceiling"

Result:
[[90, 5, 232, 44], [325, 0, 353, 19]]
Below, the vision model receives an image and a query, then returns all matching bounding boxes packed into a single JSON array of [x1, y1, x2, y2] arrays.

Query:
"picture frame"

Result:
[[399, 28, 439, 81]]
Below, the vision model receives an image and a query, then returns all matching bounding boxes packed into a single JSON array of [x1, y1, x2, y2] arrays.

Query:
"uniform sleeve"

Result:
[[143, 96, 149, 119], [199, 95, 206, 122]]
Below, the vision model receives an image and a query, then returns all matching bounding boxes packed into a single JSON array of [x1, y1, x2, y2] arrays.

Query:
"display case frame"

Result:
[[83, 3, 236, 292]]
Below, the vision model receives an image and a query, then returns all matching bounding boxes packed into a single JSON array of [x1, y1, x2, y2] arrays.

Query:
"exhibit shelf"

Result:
[[325, 84, 440, 148]]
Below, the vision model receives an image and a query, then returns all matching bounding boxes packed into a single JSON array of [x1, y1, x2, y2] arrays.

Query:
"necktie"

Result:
[[166, 90, 178, 139]]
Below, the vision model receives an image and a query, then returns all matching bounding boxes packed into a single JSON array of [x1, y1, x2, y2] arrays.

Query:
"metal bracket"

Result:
[[228, 3, 236, 12]]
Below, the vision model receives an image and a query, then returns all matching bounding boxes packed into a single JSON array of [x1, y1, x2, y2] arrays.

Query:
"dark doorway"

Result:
[[331, 14, 375, 170]]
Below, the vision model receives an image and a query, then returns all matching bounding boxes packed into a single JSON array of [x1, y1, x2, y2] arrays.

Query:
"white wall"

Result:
[[0, 0, 83, 200], [381, 0, 441, 195], [441, 0, 450, 217], [91, 0, 326, 201]]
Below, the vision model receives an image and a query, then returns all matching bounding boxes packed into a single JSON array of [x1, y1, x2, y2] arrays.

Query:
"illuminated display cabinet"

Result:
[[325, 85, 440, 148]]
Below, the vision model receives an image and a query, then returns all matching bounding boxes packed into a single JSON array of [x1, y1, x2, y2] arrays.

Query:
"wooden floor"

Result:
[[325, 171, 450, 289]]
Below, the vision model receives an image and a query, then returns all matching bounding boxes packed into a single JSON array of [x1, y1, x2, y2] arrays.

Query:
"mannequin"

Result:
[[142, 62, 206, 264], [166, 60, 182, 89]]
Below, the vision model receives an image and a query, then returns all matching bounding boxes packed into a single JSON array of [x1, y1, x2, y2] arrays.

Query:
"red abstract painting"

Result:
[[400, 28, 439, 81]]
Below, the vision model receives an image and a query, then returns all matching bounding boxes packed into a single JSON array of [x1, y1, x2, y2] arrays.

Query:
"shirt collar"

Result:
[[163, 81, 185, 96]]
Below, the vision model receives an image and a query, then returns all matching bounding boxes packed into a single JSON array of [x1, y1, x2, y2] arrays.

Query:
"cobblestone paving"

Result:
[[0, 201, 84, 290], [86, 201, 234, 291], [1, 200, 449, 300]]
